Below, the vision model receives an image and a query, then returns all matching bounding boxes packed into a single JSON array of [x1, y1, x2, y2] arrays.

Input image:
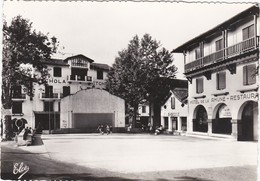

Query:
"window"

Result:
[[243, 25, 254, 40], [243, 64, 256, 85], [53, 67, 62, 77], [142, 106, 146, 113], [216, 71, 226, 90], [97, 70, 103, 80], [215, 39, 223, 51], [12, 102, 22, 114], [171, 97, 175, 109], [44, 101, 54, 112], [12, 86, 22, 98], [195, 48, 201, 59], [63, 86, 70, 97], [196, 78, 204, 94], [45, 85, 53, 98]]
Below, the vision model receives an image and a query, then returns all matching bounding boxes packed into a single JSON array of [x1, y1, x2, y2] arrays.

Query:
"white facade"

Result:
[[161, 89, 188, 133], [173, 5, 259, 141], [11, 54, 122, 132]]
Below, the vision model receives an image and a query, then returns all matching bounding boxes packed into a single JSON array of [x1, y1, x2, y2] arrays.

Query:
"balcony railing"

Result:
[[40, 93, 63, 100], [12, 94, 26, 100], [184, 37, 258, 73], [67, 75, 92, 83]]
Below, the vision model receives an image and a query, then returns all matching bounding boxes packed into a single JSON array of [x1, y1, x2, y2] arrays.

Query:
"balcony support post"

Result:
[[226, 63, 236, 75], [254, 14, 257, 48], [203, 71, 212, 80]]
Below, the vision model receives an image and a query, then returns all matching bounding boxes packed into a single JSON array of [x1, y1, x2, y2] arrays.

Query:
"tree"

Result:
[[106, 34, 177, 128], [2, 16, 59, 140]]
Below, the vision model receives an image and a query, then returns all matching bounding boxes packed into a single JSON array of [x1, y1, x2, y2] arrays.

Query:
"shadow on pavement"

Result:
[[1, 141, 215, 181]]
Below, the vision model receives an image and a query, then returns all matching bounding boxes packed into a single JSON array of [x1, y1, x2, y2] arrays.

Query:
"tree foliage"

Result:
[[2, 16, 59, 139], [2, 16, 59, 108], [106, 34, 177, 127]]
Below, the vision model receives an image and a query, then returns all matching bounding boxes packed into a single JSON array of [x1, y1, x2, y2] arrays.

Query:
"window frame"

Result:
[[216, 71, 226, 90], [243, 64, 256, 86], [97, 70, 104, 80], [53, 67, 62, 77], [196, 78, 204, 94], [242, 24, 254, 40], [12, 101, 23, 114]]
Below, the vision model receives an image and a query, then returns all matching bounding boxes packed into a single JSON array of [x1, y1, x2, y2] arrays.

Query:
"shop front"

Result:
[[188, 91, 258, 141]]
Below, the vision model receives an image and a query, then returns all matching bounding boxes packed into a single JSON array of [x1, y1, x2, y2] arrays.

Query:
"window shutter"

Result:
[[219, 72, 226, 90], [248, 25, 254, 38], [243, 66, 247, 85], [247, 64, 256, 85], [242, 28, 248, 40], [171, 97, 175, 109], [196, 78, 203, 93]]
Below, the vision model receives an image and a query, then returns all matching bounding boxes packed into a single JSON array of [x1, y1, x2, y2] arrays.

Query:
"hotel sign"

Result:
[[190, 92, 258, 105], [219, 105, 232, 118]]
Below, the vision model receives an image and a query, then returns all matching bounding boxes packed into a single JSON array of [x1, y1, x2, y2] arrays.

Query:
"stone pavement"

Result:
[[1, 133, 258, 181]]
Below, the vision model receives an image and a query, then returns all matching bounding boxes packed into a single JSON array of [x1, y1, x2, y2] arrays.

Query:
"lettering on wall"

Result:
[[49, 78, 67, 84], [190, 92, 258, 105], [168, 112, 179, 117]]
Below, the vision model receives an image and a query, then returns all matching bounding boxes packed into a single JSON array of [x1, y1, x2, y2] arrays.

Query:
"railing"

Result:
[[184, 37, 258, 73], [40, 93, 63, 99], [68, 75, 92, 82], [12, 94, 26, 99]]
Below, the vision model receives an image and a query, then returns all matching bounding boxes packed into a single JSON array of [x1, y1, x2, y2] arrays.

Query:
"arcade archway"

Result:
[[238, 101, 258, 141], [193, 105, 208, 132], [212, 103, 232, 135]]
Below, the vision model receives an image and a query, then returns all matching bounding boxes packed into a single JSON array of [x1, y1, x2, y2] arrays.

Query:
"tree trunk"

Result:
[[153, 102, 161, 128], [132, 104, 138, 128], [149, 102, 153, 126], [2, 109, 13, 141]]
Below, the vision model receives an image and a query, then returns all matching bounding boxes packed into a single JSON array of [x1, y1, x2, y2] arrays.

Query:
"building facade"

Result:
[[11, 54, 125, 132], [138, 79, 188, 133], [173, 5, 259, 141], [161, 84, 188, 134]]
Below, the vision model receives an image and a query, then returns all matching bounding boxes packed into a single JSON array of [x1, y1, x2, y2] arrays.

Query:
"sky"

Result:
[[2, 1, 255, 79]]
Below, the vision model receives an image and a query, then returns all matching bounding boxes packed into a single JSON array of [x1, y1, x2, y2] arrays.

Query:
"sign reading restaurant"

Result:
[[190, 92, 258, 105]]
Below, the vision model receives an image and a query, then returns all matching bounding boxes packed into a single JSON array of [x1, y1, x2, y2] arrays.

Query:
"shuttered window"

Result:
[[195, 48, 201, 59], [12, 102, 22, 114], [53, 67, 62, 77], [243, 64, 256, 85], [242, 25, 254, 40], [171, 97, 175, 109], [216, 72, 226, 90], [196, 78, 204, 94], [216, 39, 223, 51]]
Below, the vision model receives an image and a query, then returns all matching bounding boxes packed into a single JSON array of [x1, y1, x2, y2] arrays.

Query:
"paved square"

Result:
[[1, 134, 258, 180]]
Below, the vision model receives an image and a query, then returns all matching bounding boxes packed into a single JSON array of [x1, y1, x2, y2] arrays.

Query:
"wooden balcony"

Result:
[[67, 75, 92, 83], [39, 93, 63, 100], [184, 37, 258, 73]]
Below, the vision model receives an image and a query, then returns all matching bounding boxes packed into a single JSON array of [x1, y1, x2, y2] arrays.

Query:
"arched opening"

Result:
[[193, 105, 208, 132], [212, 104, 232, 135], [238, 101, 258, 141]]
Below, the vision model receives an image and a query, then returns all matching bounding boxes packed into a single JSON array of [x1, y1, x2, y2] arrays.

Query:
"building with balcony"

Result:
[[11, 54, 125, 133], [172, 5, 259, 141]]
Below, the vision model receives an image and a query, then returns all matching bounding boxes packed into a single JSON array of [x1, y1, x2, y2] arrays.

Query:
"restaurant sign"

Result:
[[190, 92, 258, 105]]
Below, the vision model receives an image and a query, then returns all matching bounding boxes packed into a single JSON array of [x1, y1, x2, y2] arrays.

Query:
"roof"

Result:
[[161, 78, 188, 105], [168, 78, 188, 89], [90, 63, 110, 71], [172, 5, 259, 53], [42, 58, 69, 66], [64, 54, 94, 63]]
